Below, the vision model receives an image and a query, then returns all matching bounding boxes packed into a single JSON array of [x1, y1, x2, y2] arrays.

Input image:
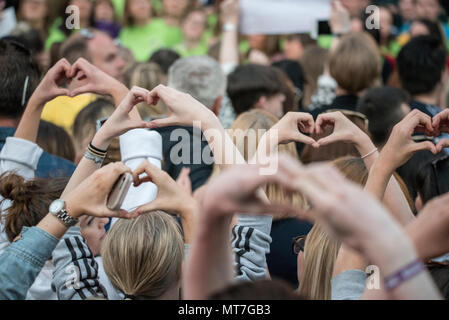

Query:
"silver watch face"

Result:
[[50, 199, 65, 214]]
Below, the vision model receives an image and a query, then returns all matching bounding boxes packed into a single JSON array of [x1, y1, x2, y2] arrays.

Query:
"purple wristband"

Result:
[[384, 259, 425, 291]]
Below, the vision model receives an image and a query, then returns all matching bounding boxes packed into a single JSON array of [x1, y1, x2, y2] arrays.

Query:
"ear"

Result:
[[211, 96, 223, 116], [254, 96, 267, 110]]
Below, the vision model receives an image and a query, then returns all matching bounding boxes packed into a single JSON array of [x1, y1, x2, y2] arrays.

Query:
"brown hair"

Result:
[[328, 32, 381, 94], [301, 111, 371, 164], [72, 98, 120, 165], [332, 156, 369, 186], [123, 62, 168, 118], [0, 173, 68, 242], [37, 120, 76, 163], [300, 45, 329, 108]]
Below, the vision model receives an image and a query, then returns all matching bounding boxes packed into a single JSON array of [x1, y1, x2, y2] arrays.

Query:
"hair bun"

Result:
[[0, 173, 29, 203]]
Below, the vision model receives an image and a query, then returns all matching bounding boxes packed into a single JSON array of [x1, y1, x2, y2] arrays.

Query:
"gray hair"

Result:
[[168, 56, 227, 109]]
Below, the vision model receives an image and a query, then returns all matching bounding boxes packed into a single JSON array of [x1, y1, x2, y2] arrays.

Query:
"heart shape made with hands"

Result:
[[293, 111, 447, 152]]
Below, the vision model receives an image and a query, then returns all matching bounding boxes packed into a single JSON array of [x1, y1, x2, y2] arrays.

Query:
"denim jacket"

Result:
[[0, 127, 76, 178], [0, 227, 59, 300]]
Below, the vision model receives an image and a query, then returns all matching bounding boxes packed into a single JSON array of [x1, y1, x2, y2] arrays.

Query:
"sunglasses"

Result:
[[292, 235, 307, 255]]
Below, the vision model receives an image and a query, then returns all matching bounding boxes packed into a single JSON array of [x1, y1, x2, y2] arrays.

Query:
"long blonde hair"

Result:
[[298, 157, 368, 300], [221, 109, 307, 217], [101, 211, 184, 299], [298, 223, 340, 300]]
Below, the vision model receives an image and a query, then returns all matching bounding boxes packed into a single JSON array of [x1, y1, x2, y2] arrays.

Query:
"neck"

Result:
[[135, 17, 150, 27], [185, 38, 200, 49], [336, 87, 353, 96], [413, 93, 438, 105], [80, 18, 90, 28], [164, 16, 179, 27], [0, 118, 19, 128]]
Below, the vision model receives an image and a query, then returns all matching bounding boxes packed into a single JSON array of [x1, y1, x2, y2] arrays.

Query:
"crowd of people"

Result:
[[0, 0, 449, 301]]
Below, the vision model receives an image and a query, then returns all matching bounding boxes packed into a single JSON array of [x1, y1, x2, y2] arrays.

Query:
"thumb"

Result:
[[69, 85, 91, 97], [134, 200, 165, 215], [148, 117, 177, 129], [436, 139, 449, 153], [296, 133, 318, 147], [413, 141, 438, 154], [316, 134, 339, 146]]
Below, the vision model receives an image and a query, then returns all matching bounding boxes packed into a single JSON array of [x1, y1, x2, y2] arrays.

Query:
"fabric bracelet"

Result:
[[361, 148, 378, 159], [89, 142, 108, 154], [384, 258, 425, 291]]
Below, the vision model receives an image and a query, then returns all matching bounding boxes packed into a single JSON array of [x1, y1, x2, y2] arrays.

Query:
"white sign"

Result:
[[240, 0, 331, 35]]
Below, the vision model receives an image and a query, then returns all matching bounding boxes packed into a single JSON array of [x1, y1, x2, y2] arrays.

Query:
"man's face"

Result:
[[88, 33, 125, 81]]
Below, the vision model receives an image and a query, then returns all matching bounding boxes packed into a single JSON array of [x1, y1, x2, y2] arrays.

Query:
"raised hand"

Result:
[[28, 58, 72, 108], [433, 109, 449, 152], [146, 85, 216, 130], [91, 86, 151, 149], [315, 111, 370, 148], [68, 58, 127, 104], [132, 161, 196, 216], [407, 193, 449, 261], [220, 0, 240, 25], [329, 0, 351, 35], [270, 112, 317, 146], [201, 156, 306, 218], [62, 162, 134, 219], [291, 162, 402, 251], [380, 109, 437, 169]]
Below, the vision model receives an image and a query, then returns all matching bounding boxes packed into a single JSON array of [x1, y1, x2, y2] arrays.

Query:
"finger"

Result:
[[410, 111, 434, 134], [102, 162, 132, 189], [436, 139, 449, 153], [295, 113, 314, 133], [315, 114, 335, 135], [316, 133, 342, 146], [147, 116, 178, 129], [296, 133, 318, 146], [70, 84, 92, 97], [412, 140, 438, 154], [134, 200, 165, 215], [107, 209, 133, 219]]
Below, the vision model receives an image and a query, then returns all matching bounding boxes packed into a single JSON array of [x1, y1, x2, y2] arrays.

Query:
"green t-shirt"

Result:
[[119, 21, 167, 62], [45, 18, 68, 51], [150, 18, 183, 47], [174, 39, 209, 58], [111, 0, 126, 19]]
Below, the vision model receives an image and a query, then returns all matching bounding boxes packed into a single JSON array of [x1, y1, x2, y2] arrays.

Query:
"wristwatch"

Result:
[[49, 199, 78, 227]]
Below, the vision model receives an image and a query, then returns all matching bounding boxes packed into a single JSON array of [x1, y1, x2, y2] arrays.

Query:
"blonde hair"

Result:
[[298, 224, 341, 300], [124, 62, 168, 119], [298, 157, 368, 300], [328, 32, 381, 94], [218, 109, 307, 217], [101, 211, 184, 299]]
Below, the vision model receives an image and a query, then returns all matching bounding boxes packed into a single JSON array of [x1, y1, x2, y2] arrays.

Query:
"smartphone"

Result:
[[107, 173, 133, 211]]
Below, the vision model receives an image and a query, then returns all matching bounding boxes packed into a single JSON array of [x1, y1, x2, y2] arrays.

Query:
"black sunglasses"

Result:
[[292, 235, 307, 255]]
